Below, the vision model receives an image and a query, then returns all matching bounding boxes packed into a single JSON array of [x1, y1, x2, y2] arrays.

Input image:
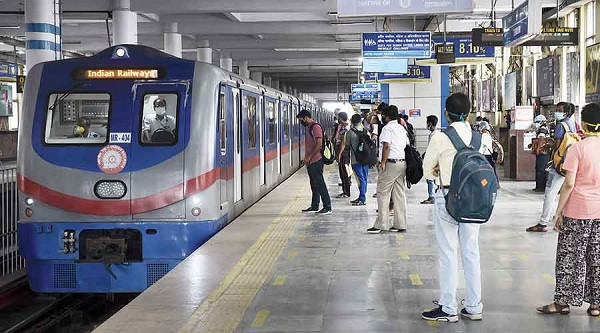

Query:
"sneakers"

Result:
[[335, 193, 350, 198], [351, 200, 366, 206], [421, 306, 458, 323], [315, 208, 332, 215], [420, 198, 434, 204], [372, 193, 378, 198], [302, 207, 319, 213], [526, 223, 548, 232], [367, 227, 381, 234], [350, 198, 361, 204], [460, 308, 482, 321], [389, 227, 406, 233]]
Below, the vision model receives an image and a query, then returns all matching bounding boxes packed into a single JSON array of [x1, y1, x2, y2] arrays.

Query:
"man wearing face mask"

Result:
[[142, 97, 176, 143], [72, 117, 99, 139], [296, 109, 332, 215]]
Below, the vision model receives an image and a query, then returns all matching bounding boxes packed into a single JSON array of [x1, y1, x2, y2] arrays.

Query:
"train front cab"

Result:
[[16, 46, 218, 293]]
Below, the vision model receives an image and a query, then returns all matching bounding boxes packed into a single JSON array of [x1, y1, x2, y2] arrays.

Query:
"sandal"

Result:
[[536, 302, 570, 315], [588, 305, 600, 317], [526, 223, 548, 232]]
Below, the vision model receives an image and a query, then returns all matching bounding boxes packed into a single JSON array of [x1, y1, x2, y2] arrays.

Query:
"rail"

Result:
[[0, 166, 24, 287]]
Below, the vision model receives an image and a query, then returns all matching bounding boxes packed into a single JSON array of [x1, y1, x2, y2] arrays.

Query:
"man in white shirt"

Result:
[[421, 93, 483, 323], [367, 107, 409, 233], [421, 115, 439, 204]]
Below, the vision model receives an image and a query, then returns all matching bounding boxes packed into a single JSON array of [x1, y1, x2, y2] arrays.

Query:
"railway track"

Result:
[[0, 280, 136, 333]]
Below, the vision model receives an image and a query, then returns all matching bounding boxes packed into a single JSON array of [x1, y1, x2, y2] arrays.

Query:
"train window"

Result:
[[283, 104, 290, 140], [44, 93, 109, 145], [219, 90, 226, 155], [267, 101, 275, 144], [140, 93, 178, 145], [247, 95, 257, 148]]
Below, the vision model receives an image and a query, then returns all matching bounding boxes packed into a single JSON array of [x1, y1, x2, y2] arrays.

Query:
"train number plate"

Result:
[[110, 132, 132, 143]]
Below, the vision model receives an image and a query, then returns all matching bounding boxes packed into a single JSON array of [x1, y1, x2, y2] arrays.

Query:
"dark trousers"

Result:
[[307, 159, 331, 210], [535, 154, 550, 190], [338, 162, 351, 196], [485, 155, 498, 180]]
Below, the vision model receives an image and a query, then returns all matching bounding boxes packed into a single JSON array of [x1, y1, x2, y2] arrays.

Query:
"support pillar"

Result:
[[251, 71, 262, 83], [163, 22, 182, 57], [25, 0, 61, 68], [196, 39, 212, 63], [220, 52, 232, 72], [239, 60, 250, 78], [112, 0, 137, 45]]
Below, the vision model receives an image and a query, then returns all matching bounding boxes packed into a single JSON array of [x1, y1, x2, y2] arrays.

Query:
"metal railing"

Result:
[[0, 166, 24, 286]]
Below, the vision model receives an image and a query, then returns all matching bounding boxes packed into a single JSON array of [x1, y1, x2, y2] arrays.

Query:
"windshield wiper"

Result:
[[49, 81, 89, 112]]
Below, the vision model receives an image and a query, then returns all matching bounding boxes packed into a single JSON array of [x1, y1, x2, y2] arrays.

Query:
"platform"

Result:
[[94, 166, 600, 333]]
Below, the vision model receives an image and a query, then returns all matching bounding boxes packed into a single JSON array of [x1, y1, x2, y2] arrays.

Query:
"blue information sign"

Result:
[[364, 65, 431, 82], [362, 32, 431, 59], [350, 83, 380, 103], [338, 0, 473, 17], [0, 62, 17, 79], [503, 1, 529, 46]]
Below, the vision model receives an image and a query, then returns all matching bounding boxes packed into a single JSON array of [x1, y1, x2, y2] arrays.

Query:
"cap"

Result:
[[534, 115, 547, 123]]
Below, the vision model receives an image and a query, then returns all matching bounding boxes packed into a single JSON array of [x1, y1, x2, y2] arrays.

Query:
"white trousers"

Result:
[[540, 168, 565, 225], [433, 190, 483, 315]]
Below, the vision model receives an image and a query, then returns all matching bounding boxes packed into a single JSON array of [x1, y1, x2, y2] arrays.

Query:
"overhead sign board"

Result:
[[362, 58, 409, 74], [436, 43, 456, 64], [338, 0, 473, 17], [362, 32, 431, 59], [417, 37, 495, 65], [350, 83, 381, 103], [84, 69, 159, 79], [473, 27, 578, 46], [364, 65, 431, 83], [502, 0, 542, 47]]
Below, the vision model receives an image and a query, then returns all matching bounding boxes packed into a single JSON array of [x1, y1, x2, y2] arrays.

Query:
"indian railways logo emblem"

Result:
[[97, 145, 127, 174]]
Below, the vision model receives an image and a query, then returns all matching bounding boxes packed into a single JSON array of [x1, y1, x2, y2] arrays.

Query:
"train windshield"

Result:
[[140, 93, 178, 145], [44, 93, 110, 144]]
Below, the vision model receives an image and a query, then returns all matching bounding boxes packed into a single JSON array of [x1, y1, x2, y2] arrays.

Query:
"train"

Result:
[[17, 44, 335, 292]]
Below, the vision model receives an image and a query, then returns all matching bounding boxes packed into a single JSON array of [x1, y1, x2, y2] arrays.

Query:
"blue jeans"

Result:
[[427, 179, 435, 200], [352, 163, 369, 202], [307, 159, 331, 210]]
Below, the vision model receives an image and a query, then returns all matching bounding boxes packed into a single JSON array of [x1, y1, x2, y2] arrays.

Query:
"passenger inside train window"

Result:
[[71, 117, 99, 139], [141, 95, 178, 145]]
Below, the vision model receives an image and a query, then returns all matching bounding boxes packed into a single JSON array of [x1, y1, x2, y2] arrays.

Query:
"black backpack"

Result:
[[351, 129, 378, 166], [405, 145, 423, 187], [309, 123, 335, 165]]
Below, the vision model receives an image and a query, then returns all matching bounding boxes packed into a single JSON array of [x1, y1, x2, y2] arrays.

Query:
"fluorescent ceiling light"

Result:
[[0, 26, 20, 29], [330, 21, 373, 26], [275, 48, 339, 52]]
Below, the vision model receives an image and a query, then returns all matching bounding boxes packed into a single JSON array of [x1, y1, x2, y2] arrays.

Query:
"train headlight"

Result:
[[191, 207, 201, 216], [94, 180, 127, 199], [25, 197, 34, 205]]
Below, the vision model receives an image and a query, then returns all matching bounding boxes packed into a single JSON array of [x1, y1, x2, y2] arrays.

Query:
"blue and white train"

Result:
[[17, 45, 334, 292]]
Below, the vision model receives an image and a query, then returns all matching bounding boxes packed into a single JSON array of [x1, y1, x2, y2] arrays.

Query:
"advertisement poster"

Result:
[[504, 72, 517, 110], [586, 42, 600, 103], [0, 84, 13, 116]]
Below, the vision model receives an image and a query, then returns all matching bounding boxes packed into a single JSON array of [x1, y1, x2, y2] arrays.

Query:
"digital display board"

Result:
[[362, 58, 409, 74], [84, 69, 159, 79], [416, 37, 494, 65], [362, 32, 431, 59], [364, 65, 431, 83], [473, 27, 578, 46], [350, 83, 380, 103]]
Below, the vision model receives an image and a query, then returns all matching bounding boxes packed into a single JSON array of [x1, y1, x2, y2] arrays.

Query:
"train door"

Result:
[[218, 85, 229, 210], [259, 95, 266, 185], [131, 82, 188, 218], [276, 98, 282, 175], [232, 87, 243, 202]]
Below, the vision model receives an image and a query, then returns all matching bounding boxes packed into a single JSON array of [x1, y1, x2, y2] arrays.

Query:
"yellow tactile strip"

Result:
[[179, 184, 308, 333]]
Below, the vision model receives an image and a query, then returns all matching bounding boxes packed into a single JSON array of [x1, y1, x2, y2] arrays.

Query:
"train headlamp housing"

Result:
[[25, 197, 34, 205], [94, 180, 127, 199]]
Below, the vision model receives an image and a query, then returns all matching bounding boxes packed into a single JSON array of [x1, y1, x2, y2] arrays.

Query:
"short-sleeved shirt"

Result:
[[305, 123, 323, 165], [379, 121, 408, 160], [554, 117, 576, 139], [143, 115, 176, 138], [562, 137, 600, 220], [479, 132, 493, 156]]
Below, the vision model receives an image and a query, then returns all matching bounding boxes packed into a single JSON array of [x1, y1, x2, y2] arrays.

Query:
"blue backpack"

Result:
[[441, 127, 498, 223]]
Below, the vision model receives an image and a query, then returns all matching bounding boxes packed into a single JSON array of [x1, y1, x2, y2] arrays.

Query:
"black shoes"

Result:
[[302, 207, 319, 213], [351, 200, 366, 206], [335, 193, 350, 198], [421, 306, 458, 323], [315, 208, 332, 215], [420, 198, 434, 204], [389, 227, 406, 233], [460, 308, 482, 321], [367, 227, 381, 234]]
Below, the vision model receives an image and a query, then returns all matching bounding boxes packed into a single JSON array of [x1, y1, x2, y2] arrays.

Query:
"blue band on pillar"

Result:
[[26, 23, 61, 35], [26, 40, 61, 51]]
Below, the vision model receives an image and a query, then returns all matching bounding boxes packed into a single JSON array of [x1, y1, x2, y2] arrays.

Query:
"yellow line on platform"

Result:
[[273, 275, 287, 286], [542, 273, 556, 286], [515, 253, 529, 262], [398, 250, 410, 261], [251, 310, 270, 328], [427, 321, 440, 327], [409, 274, 423, 286], [287, 250, 298, 260], [396, 234, 405, 241], [178, 183, 309, 333]]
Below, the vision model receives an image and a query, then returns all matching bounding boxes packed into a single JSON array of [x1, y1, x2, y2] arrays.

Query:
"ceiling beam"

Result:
[[130, 0, 337, 14]]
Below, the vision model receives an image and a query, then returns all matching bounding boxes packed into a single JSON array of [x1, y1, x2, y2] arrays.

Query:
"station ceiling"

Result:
[[0, 0, 563, 96]]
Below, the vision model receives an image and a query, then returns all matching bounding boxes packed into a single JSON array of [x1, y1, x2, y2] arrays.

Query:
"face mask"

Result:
[[555, 112, 565, 121], [76, 126, 85, 134], [155, 107, 167, 116]]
